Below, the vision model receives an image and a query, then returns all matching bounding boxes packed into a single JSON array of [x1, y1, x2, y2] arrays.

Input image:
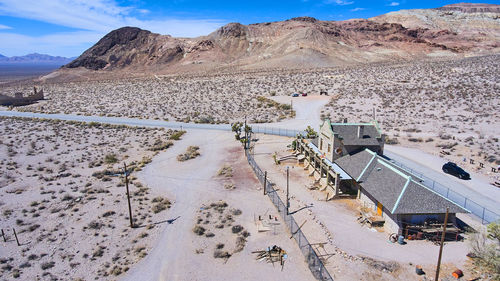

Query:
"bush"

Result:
[[177, 146, 200, 162], [104, 154, 118, 164], [193, 225, 206, 236], [213, 250, 231, 259], [169, 130, 186, 141], [231, 225, 243, 234], [40, 261, 55, 270]]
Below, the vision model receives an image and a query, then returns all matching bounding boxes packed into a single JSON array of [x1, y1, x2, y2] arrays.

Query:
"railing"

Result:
[[389, 160, 500, 224], [245, 149, 333, 281]]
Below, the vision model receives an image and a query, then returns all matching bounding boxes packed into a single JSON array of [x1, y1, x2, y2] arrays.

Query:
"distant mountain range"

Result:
[[0, 53, 75, 65]]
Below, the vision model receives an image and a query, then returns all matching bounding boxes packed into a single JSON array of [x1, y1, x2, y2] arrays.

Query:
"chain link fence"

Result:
[[389, 160, 500, 224], [251, 126, 307, 137], [245, 149, 333, 281]]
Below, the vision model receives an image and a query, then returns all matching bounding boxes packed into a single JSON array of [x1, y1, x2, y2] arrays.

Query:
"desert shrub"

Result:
[[385, 136, 399, 145], [234, 236, 247, 253], [40, 261, 55, 270], [408, 137, 423, 142], [468, 221, 500, 278], [231, 225, 243, 234], [177, 146, 200, 162], [193, 226, 206, 236], [87, 220, 103, 230], [152, 197, 171, 213], [217, 165, 233, 177], [213, 250, 231, 259], [169, 130, 186, 141], [104, 154, 118, 164], [102, 211, 116, 217], [150, 139, 173, 151], [205, 232, 215, 238]]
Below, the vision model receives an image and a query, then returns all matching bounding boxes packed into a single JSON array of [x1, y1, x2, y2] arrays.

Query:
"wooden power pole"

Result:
[[264, 171, 267, 195], [124, 163, 134, 228], [286, 167, 290, 215], [435, 207, 449, 281]]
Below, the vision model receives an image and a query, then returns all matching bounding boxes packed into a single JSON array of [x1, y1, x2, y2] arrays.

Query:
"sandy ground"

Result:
[[251, 134, 476, 281], [267, 95, 330, 131], [0, 117, 182, 280], [121, 130, 314, 281]]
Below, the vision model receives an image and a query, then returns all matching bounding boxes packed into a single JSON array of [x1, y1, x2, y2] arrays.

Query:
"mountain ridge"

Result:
[[0, 53, 75, 65], [56, 3, 499, 78]]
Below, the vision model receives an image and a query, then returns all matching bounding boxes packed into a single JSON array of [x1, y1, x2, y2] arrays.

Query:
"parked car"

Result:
[[301, 92, 308, 97], [291, 93, 299, 97], [442, 162, 470, 180]]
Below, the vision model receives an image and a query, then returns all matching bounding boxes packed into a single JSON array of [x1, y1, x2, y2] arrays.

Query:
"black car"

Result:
[[442, 162, 470, 180]]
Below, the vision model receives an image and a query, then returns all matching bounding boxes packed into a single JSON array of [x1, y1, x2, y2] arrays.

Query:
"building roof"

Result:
[[335, 149, 468, 215], [323, 119, 383, 147], [334, 150, 374, 180]]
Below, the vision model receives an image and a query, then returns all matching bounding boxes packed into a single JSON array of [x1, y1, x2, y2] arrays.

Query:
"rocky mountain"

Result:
[[0, 53, 74, 65], [62, 3, 500, 76], [436, 3, 500, 13], [371, 3, 500, 48]]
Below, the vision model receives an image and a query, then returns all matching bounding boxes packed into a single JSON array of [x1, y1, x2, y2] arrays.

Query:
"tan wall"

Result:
[[359, 190, 401, 234]]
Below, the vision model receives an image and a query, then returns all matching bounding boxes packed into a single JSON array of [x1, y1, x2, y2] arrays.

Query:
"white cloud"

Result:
[[0, 0, 227, 56], [350, 7, 365, 12], [388, 2, 400, 6], [0, 23, 11, 29], [325, 0, 354, 5]]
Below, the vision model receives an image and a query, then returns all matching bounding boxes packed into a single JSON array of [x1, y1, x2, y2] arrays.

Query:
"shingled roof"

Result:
[[335, 149, 468, 215], [329, 121, 382, 147]]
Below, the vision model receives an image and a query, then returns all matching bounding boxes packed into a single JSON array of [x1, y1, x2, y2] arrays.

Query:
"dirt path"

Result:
[[121, 130, 314, 281], [267, 95, 330, 131]]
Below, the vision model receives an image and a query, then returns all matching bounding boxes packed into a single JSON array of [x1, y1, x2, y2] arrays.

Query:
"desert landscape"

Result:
[[1, 2, 499, 281], [0, 117, 181, 280]]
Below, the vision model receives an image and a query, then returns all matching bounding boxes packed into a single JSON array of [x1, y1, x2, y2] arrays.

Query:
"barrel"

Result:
[[415, 265, 424, 275], [452, 269, 463, 279], [398, 235, 405, 245]]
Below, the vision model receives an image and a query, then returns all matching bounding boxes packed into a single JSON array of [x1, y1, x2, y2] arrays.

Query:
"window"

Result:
[[328, 144, 331, 153], [320, 138, 323, 150]]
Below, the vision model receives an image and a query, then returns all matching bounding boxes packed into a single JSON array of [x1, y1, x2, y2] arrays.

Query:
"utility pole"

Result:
[[244, 115, 248, 150], [286, 167, 290, 215], [264, 171, 267, 195], [290, 100, 293, 116], [435, 207, 449, 281], [124, 163, 134, 228]]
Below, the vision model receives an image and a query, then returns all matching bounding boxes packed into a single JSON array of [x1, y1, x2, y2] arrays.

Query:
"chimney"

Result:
[[358, 125, 364, 138]]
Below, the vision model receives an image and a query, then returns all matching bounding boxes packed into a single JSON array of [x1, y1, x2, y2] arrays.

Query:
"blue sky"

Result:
[[0, 0, 496, 57]]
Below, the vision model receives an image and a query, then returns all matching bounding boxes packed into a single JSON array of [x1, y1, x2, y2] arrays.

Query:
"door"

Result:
[[376, 202, 383, 216]]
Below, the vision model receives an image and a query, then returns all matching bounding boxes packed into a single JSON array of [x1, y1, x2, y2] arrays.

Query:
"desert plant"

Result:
[[104, 154, 118, 164], [193, 225, 206, 236]]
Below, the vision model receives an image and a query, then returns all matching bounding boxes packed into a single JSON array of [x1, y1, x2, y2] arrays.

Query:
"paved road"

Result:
[[385, 146, 500, 222], [2, 109, 498, 223]]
